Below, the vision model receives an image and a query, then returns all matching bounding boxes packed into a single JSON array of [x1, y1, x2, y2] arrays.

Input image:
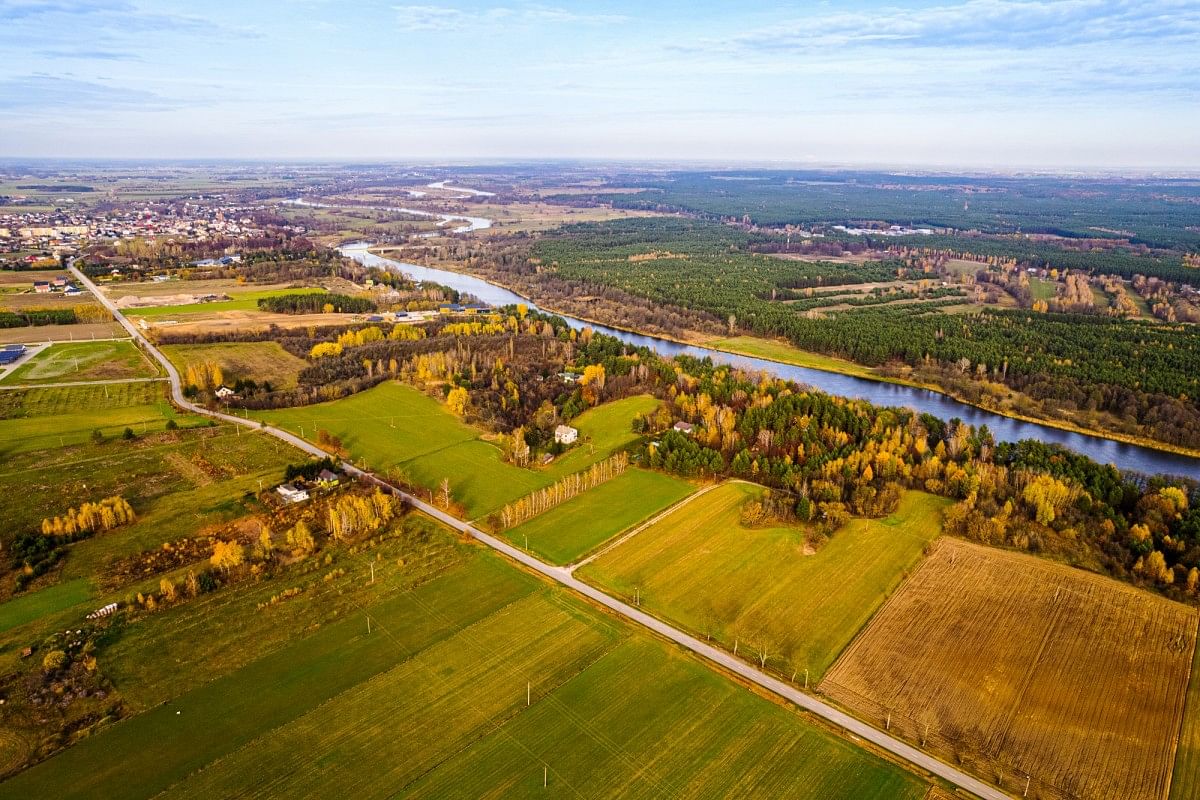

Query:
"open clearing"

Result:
[[125, 287, 325, 317], [161, 341, 309, 390], [705, 335, 879, 379], [579, 483, 947, 681], [0, 382, 194, 456], [0, 340, 158, 385], [821, 537, 1198, 800], [0, 322, 124, 345], [501, 468, 697, 564], [253, 383, 657, 518]]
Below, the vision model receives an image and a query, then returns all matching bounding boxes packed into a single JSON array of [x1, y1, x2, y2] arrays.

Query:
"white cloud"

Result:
[[393, 3, 627, 32]]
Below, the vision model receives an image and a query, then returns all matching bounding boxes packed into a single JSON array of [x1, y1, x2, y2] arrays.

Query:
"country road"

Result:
[[72, 264, 1012, 800]]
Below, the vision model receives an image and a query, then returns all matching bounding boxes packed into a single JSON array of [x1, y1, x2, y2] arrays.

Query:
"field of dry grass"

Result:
[[821, 537, 1198, 800], [0, 322, 124, 345]]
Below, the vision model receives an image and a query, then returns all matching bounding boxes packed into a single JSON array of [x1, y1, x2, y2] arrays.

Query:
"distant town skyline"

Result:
[[2, 0, 1197, 169]]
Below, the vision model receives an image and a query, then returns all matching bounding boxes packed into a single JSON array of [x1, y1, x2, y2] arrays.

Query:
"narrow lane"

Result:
[[72, 264, 1012, 800]]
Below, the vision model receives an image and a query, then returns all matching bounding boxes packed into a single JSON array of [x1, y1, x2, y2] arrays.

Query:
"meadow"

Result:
[[821, 537, 1198, 800], [125, 287, 325, 317], [501, 468, 697, 564], [253, 383, 658, 519], [0, 544, 929, 800], [578, 483, 947, 680], [0, 382, 187, 456], [161, 341, 309, 389], [0, 340, 158, 385]]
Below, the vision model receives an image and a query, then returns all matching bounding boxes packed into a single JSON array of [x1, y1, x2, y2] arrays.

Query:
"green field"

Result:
[[707, 335, 878, 379], [0, 341, 158, 385], [0, 579, 95, 635], [161, 341, 310, 389], [1029, 277, 1057, 301], [579, 483, 948, 680], [126, 288, 325, 317], [253, 383, 658, 518], [502, 468, 696, 564], [1172, 641, 1200, 800], [0, 544, 928, 800], [0, 382, 190, 456]]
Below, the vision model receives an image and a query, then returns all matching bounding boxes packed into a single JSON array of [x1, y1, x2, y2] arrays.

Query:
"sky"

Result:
[[0, 0, 1197, 169]]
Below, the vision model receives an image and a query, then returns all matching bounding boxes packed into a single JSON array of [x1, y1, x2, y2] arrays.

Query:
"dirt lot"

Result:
[[139, 310, 362, 336], [821, 538, 1198, 800], [0, 322, 125, 345]]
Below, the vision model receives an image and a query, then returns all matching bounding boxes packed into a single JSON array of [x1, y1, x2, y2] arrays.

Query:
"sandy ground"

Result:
[[0, 322, 125, 345], [137, 310, 363, 336]]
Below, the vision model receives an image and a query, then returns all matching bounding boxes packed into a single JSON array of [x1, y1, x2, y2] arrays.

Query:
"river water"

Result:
[[337, 247, 1200, 481]]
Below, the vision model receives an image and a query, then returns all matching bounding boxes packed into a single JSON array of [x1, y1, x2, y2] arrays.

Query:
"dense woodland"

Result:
[[521, 218, 1200, 449]]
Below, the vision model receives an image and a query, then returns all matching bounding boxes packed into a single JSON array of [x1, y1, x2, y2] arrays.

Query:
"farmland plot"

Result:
[[821, 538, 1198, 800]]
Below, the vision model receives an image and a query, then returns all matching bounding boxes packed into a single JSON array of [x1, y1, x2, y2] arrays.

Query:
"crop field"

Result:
[[501, 468, 697, 564], [126, 287, 325, 317], [161, 341, 309, 389], [0, 541, 929, 800], [254, 384, 656, 518], [0, 340, 158, 385], [0, 382, 191, 456], [821, 538, 1199, 800], [579, 483, 947, 681]]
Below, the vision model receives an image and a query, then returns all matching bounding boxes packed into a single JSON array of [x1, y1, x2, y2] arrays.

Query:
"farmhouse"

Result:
[[672, 421, 695, 434], [275, 483, 309, 504], [554, 424, 579, 445], [316, 468, 340, 486], [33, 280, 50, 293]]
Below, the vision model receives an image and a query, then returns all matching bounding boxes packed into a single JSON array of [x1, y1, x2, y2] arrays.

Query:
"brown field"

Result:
[[138, 310, 362, 336], [0, 292, 101, 311], [471, 201, 661, 234], [0, 322, 124, 345], [821, 538, 1198, 800], [0, 270, 64, 287]]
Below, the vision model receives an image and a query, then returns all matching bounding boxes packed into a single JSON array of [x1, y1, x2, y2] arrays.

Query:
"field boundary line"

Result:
[[0, 376, 170, 391], [568, 481, 720, 571]]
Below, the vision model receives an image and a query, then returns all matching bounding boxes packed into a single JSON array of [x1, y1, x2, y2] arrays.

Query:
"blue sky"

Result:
[[1, 0, 1197, 169]]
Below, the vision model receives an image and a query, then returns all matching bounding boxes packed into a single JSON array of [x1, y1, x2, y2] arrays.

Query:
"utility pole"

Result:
[[543, 766, 547, 788], [1024, 775, 1031, 798], [804, 669, 808, 689], [367, 616, 372, 634], [370, 561, 375, 584], [526, 681, 530, 707]]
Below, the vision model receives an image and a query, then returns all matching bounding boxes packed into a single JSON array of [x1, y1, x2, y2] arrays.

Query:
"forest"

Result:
[[526, 218, 1200, 449]]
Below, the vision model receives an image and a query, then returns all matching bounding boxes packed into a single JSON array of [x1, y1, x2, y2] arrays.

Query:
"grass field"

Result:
[[161, 341, 309, 389], [253, 383, 657, 518], [126, 288, 325, 317], [0, 382, 191, 456], [0, 340, 158, 385], [1029, 277, 1058, 301], [501, 468, 696, 564], [821, 537, 1198, 800], [1173, 643, 1200, 800], [0, 322, 124, 345], [0, 578, 94, 635], [0, 545, 929, 800], [706, 335, 879, 379], [579, 483, 947, 681]]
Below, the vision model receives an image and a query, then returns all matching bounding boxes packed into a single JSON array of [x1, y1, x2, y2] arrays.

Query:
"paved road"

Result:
[[73, 265, 1011, 800]]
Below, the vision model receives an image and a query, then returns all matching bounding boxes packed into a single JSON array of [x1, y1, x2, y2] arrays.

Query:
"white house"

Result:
[[215, 386, 236, 399], [554, 424, 579, 445], [673, 421, 695, 434], [276, 483, 309, 504]]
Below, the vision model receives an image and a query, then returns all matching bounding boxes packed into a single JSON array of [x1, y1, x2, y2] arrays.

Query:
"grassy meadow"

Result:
[[0, 340, 158, 385], [125, 287, 325, 317], [161, 341, 309, 390], [579, 482, 948, 680], [0, 543, 929, 800], [502, 468, 697, 564], [253, 383, 658, 518]]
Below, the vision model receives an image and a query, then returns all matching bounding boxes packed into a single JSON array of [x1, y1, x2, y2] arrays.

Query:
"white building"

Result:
[[554, 424, 579, 445], [276, 483, 309, 504]]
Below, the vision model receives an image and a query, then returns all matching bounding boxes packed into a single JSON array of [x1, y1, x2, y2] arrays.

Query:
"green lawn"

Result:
[[0, 383, 191, 457], [126, 288, 325, 317], [0, 579, 95, 635], [0, 341, 158, 385], [579, 483, 948, 681], [1029, 277, 1057, 301], [161, 341, 309, 390], [253, 384, 658, 519], [502, 468, 697, 564]]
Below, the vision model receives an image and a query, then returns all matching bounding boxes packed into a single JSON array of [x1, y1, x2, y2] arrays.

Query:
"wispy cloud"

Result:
[[35, 48, 139, 61], [0, 75, 177, 111], [393, 3, 627, 32]]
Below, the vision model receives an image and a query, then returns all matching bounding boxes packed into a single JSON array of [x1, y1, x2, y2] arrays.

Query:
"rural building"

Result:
[[276, 483, 309, 504], [558, 372, 580, 384], [33, 280, 50, 293], [215, 386, 236, 399], [555, 424, 579, 445], [673, 421, 695, 434], [52, 275, 68, 287], [316, 469, 340, 486]]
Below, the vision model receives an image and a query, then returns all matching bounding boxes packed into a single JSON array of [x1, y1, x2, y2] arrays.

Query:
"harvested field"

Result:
[[0, 322, 123, 345], [139, 310, 361, 336], [821, 537, 1199, 800]]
